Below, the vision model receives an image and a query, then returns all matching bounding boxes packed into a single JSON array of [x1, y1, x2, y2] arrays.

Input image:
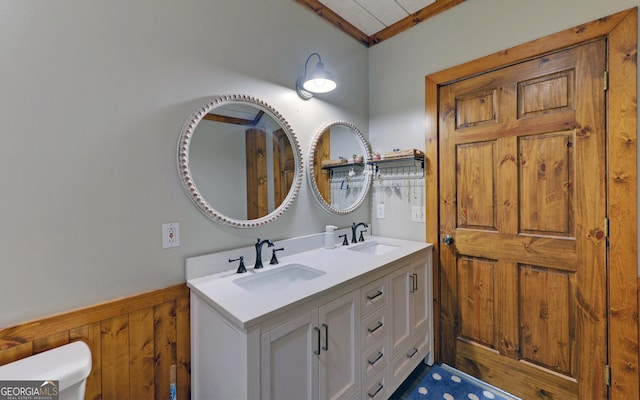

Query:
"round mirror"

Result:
[[178, 94, 303, 228], [308, 121, 372, 215]]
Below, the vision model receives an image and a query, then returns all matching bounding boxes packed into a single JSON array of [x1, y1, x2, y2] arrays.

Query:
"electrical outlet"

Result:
[[376, 203, 385, 219], [162, 223, 180, 248]]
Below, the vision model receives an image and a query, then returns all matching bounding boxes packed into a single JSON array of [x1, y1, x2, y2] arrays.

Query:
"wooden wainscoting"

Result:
[[0, 284, 190, 400]]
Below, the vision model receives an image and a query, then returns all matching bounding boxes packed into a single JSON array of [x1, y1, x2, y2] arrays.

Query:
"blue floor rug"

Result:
[[406, 364, 510, 400]]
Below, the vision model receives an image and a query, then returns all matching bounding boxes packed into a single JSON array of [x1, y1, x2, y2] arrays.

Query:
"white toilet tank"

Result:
[[0, 341, 92, 400]]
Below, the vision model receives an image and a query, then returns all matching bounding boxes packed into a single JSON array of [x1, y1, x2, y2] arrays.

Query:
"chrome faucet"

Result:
[[351, 222, 368, 243], [254, 238, 274, 269]]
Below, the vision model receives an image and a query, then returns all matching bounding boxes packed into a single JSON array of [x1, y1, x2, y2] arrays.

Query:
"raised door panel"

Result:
[[388, 263, 411, 356], [456, 141, 496, 230], [410, 258, 430, 336], [319, 291, 360, 400], [261, 310, 319, 400]]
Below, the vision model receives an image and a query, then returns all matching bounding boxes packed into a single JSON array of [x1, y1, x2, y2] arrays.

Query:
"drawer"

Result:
[[360, 277, 386, 316], [362, 340, 388, 384], [361, 369, 389, 400], [361, 308, 387, 350], [388, 328, 429, 394]]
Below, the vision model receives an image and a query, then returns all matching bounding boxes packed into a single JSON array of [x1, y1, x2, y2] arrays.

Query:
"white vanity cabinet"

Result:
[[260, 291, 360, 400], [387, 252, 433, 393], [188, 239, 433, 400]]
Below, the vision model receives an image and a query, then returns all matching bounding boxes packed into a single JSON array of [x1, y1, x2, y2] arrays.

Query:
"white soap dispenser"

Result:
[[324, 225, 337, 249]]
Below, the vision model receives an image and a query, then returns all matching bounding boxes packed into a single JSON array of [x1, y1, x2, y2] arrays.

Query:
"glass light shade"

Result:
[[303, 77, 337, 93], [296, 53, 337, 99], [302, 61, 336, 93]]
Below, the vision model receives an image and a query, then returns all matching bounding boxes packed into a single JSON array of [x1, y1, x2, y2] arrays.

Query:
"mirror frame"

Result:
[[307, 120, 372, 215], [177, 94, 303, 228]]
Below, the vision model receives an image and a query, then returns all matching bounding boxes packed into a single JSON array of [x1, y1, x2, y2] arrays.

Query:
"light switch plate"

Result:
[[376, 203, 385, 219], [411, 206, 425, 222]]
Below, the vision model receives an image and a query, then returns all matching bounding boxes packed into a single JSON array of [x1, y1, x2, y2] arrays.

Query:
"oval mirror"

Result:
[[308, 121, 372, 214], [178, 95, 303, 228]]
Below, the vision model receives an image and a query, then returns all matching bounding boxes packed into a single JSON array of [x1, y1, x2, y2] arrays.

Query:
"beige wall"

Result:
[[0, 0, 369, 327]]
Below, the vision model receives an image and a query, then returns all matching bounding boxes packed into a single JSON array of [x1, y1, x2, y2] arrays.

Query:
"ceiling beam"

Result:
[[294, 0, 466, 47], [294, 0, 371, 47], [370, 0, 466, 45]]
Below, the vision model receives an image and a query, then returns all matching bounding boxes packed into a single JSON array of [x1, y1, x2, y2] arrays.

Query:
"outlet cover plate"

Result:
[[162, 223, 180, 248]]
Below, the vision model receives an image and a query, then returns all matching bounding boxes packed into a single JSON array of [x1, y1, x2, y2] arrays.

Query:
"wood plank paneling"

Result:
[[0, 342, 32, 365], [130, 308, 155, 399], [0, 284, 190, 400], [154, 301, 177, 400], [32, 331, 69, 354], [70, 323, 102, 400], [102, 315, 130, 399]]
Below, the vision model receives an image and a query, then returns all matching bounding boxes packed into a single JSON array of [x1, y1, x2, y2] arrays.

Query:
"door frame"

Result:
[[424, 8, 638, 399]]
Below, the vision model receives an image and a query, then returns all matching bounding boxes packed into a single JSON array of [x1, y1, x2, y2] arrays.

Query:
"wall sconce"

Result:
[[296, 53, 337, 100]]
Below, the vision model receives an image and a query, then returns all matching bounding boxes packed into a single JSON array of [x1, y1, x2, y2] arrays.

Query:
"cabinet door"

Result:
[[388, 262, 412, 356], [411, 259, 429, 335], [389, 257, 431, 356], [261, 310, 319, 400], [318, 291, 360, 400]]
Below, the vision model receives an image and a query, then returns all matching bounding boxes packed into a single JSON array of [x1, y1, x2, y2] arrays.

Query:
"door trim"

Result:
[[425, 8, 638, 399]]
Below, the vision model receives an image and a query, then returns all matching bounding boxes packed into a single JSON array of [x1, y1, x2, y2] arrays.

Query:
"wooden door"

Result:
[[246, 128, 267, 219], [273, 128, 295, 206], [439, 39, 607, 399], [314, 131, 331, 203]]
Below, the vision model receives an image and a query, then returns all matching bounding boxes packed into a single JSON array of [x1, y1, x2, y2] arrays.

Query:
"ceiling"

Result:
[[295, 0, 466, 47]]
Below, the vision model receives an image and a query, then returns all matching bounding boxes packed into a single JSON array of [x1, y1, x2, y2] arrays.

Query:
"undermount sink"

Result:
[[348, 241, 400, 256], [233, 263, 326, 293]]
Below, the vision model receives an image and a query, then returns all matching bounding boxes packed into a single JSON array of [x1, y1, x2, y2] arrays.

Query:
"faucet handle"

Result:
[[359, 230, 367, 242], [229, 256, 246, 274], [270, 248, 285, 265], [339, 234, 348, 246]]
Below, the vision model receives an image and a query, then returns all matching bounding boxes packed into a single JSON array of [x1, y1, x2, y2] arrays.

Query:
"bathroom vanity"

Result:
[[187, 235, 433, 400]]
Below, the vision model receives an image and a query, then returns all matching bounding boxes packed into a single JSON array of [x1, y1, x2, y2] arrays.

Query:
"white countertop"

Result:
[[187, 236, 431, 330]]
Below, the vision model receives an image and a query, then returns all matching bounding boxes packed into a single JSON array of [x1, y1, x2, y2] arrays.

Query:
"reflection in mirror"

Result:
[[178, 95, 302, 228], [308, 121, 372, 215]]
